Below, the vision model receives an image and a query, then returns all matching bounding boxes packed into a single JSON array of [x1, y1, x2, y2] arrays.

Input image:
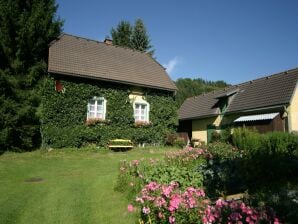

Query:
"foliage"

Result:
[[135, 182, 278, 224], [115, 147, 208, 201], [231, 127, 263, 153], [198, 142, 247, 197], [173, 137, 187, 148], [175, 78, 229, 106], [111, 20, 132, 48], [165, 133, 178, 146], [0, 0, 63, 151], [204, 130, 298, 223], [41, 76, 177, 148], [203, 199, 279, 224], [130, 19, 154, 55], [136, 182, 208, 224], [250, 185, 298, 223], [110, 19, 154, 55]]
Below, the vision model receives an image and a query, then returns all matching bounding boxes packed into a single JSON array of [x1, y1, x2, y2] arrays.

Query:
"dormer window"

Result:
[[215, 89, 239, 114]]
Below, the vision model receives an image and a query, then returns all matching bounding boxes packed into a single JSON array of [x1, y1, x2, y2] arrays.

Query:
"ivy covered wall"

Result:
[[41, 75, 178, 148]]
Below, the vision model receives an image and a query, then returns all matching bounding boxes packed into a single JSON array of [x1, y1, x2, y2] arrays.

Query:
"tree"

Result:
[[111, 20, 132, 48], [175, 78, 229, 106], [131, 19, 154, 55], [110, 19, 154, 55], [0, 0, 63, 151]]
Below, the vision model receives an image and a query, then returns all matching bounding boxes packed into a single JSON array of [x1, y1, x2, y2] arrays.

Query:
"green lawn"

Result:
[[0, 147, 177, 224]]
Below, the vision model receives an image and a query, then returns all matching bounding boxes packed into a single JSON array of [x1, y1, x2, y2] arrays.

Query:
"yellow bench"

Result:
[[108, 139, 133, 150]]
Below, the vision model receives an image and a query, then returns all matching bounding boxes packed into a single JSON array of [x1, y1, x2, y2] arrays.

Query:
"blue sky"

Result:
[[56, 0, 298, 84]]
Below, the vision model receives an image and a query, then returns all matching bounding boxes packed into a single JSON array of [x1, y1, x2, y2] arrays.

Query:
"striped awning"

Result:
[[234, 113, 279, 122]]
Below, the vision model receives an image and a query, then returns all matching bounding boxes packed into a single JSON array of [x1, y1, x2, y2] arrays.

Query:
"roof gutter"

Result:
[[225, 104, 287, 115], [179, 114, 218, 121]]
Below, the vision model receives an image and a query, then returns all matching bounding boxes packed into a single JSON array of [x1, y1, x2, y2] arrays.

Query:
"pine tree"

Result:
[[131, 19, 154, 55], [0, 0, 63, 151], [110, 19, 154, 55], [110, 20, 132, 48]]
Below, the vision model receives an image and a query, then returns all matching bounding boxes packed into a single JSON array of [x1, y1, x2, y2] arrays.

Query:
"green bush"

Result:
[[199, 142, 246, 197], [263, 132, 298, 156], [173, 137, 186, 148], [232, 127, 263, 153], [144, 164, 203, 189]]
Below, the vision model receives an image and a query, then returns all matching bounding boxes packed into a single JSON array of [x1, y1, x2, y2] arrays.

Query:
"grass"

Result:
[[0, 146, 178, 224]]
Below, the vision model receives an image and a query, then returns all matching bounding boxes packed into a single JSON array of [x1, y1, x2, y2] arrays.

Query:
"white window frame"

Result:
[[87, 97, 107, 120], [133, 99, 150, 122]]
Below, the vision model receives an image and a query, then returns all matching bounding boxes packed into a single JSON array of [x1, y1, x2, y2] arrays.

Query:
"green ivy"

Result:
[[40, 75, 178, 148]]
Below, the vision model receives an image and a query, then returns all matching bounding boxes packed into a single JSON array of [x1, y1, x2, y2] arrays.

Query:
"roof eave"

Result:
[[179, 114, 218, 121], [225, 104, 288, 115], [48, 70, 177, 93]]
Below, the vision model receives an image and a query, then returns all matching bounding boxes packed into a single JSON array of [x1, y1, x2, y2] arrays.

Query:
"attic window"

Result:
[[219, 97, 228, 113], [87, 97, 107, 120]]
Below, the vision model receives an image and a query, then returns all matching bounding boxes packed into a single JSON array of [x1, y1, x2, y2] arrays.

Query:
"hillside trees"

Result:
[[175, 78, 229, 106]]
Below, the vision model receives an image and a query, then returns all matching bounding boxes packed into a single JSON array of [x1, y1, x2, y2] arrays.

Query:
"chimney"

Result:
[[104, 38, 112, 45]]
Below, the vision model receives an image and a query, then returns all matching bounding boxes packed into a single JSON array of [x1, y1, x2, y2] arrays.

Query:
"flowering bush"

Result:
[[136, 182, 208, 224], [134, 121, 152, 127], [165, 146, 210, 168], [115, 147, 209, 199], [85, 118, 109, 126], [203, 199, 280, 224], [136, 182, 279, 224]]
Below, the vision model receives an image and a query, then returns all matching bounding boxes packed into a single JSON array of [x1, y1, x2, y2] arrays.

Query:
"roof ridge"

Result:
[[61, 32, 152, 56], [184, 67, 298, 101], [236, 67, 298, 87]]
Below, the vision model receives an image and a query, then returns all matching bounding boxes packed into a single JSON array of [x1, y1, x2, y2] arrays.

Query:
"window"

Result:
[[134, 101, 149, 122], [87, 97, 106, 120]]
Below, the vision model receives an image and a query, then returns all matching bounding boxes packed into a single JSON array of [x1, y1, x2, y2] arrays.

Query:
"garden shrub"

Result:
[[250, 185, 298, 224], [134, 182, 279, 224], [165, 133, 178, 146], [199, 142, 247, 198], [231, 127, 263, 153], [173, 137, 187, 148], [116, 146, 281, 223], [41, 76, 177, 148]]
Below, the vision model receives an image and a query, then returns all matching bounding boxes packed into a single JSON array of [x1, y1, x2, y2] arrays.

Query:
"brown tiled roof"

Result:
[[48, 33, 177, 92], [179, 68, 298, 120]]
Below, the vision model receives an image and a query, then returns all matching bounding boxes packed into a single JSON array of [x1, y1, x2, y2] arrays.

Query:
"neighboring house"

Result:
[[42, 33, 177, 148], [179, 68, 298, 143]]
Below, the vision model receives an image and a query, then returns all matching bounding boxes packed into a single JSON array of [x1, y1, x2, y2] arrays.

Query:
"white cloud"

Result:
[[163, 57, 179, 74]]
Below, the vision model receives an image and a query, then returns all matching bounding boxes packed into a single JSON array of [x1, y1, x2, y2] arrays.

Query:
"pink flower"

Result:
[[146, 182, 160, 191], [142, 207, 150, 214], [158, 212, 165, 219], [169, 194, 182, 211], [215, 199, 227, 208], [154, 196, 166, 208], [162, 185, 173, 198], [132, 160, 139, 166], [169, 216, 175, 224], [136, 197, 144, 204], [127, 204, 134, 212]]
